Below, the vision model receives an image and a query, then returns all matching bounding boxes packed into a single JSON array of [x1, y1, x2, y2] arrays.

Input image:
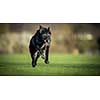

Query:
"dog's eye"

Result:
[[42, 30, 46, 33], [43, 34, 46, 37], [42, 34, 47, 38]]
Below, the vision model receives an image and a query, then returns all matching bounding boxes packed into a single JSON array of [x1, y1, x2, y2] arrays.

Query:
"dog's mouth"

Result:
[[44, 39, 51, 46], [43, 37, 47, 40]]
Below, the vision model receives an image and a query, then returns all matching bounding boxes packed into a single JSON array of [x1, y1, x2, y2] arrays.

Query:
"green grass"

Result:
[[0, 53, 100, 75]]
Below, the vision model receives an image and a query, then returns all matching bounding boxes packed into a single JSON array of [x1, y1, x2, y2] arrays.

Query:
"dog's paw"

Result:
[[32, 64, 36, 67], [45, 60, 49, 64], [32, 61, 36, 67]]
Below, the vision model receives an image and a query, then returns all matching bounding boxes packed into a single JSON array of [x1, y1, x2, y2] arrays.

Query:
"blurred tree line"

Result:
[[0, 23, 100, 54]]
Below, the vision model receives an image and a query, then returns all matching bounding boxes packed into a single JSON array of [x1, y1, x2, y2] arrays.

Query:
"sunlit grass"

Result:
[[0, 54, 100, 75]]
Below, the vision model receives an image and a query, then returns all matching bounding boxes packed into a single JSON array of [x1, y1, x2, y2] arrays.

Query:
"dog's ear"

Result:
[[48, 27, 51, 35], [39, 25, 43, 29], [48, 27, 50, 31], [39, 25, 43, 33]]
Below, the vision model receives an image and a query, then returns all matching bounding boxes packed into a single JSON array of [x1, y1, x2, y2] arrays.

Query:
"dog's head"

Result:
[[38, 25, 51, 46]]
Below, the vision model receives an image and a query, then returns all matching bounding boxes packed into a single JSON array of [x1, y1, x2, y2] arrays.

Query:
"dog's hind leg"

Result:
[[31, 54, 36, 67]]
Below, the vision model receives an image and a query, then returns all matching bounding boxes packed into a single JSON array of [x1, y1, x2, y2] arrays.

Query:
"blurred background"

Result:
[[0, 23, 100, 55]]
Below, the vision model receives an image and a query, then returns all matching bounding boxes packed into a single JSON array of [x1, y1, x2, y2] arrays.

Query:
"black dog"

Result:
[[29, 25, 51, 67]]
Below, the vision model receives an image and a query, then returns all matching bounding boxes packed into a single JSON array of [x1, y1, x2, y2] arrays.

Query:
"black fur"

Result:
[[29, 26, 51, 67]]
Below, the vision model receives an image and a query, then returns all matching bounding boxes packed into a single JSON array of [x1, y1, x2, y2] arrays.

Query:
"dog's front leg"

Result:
[[45, 46, 50, 64], [35, 51, 41, 65]]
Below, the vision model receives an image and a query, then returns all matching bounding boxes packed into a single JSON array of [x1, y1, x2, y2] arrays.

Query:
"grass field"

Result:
[[0, 54, 100, 76]]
